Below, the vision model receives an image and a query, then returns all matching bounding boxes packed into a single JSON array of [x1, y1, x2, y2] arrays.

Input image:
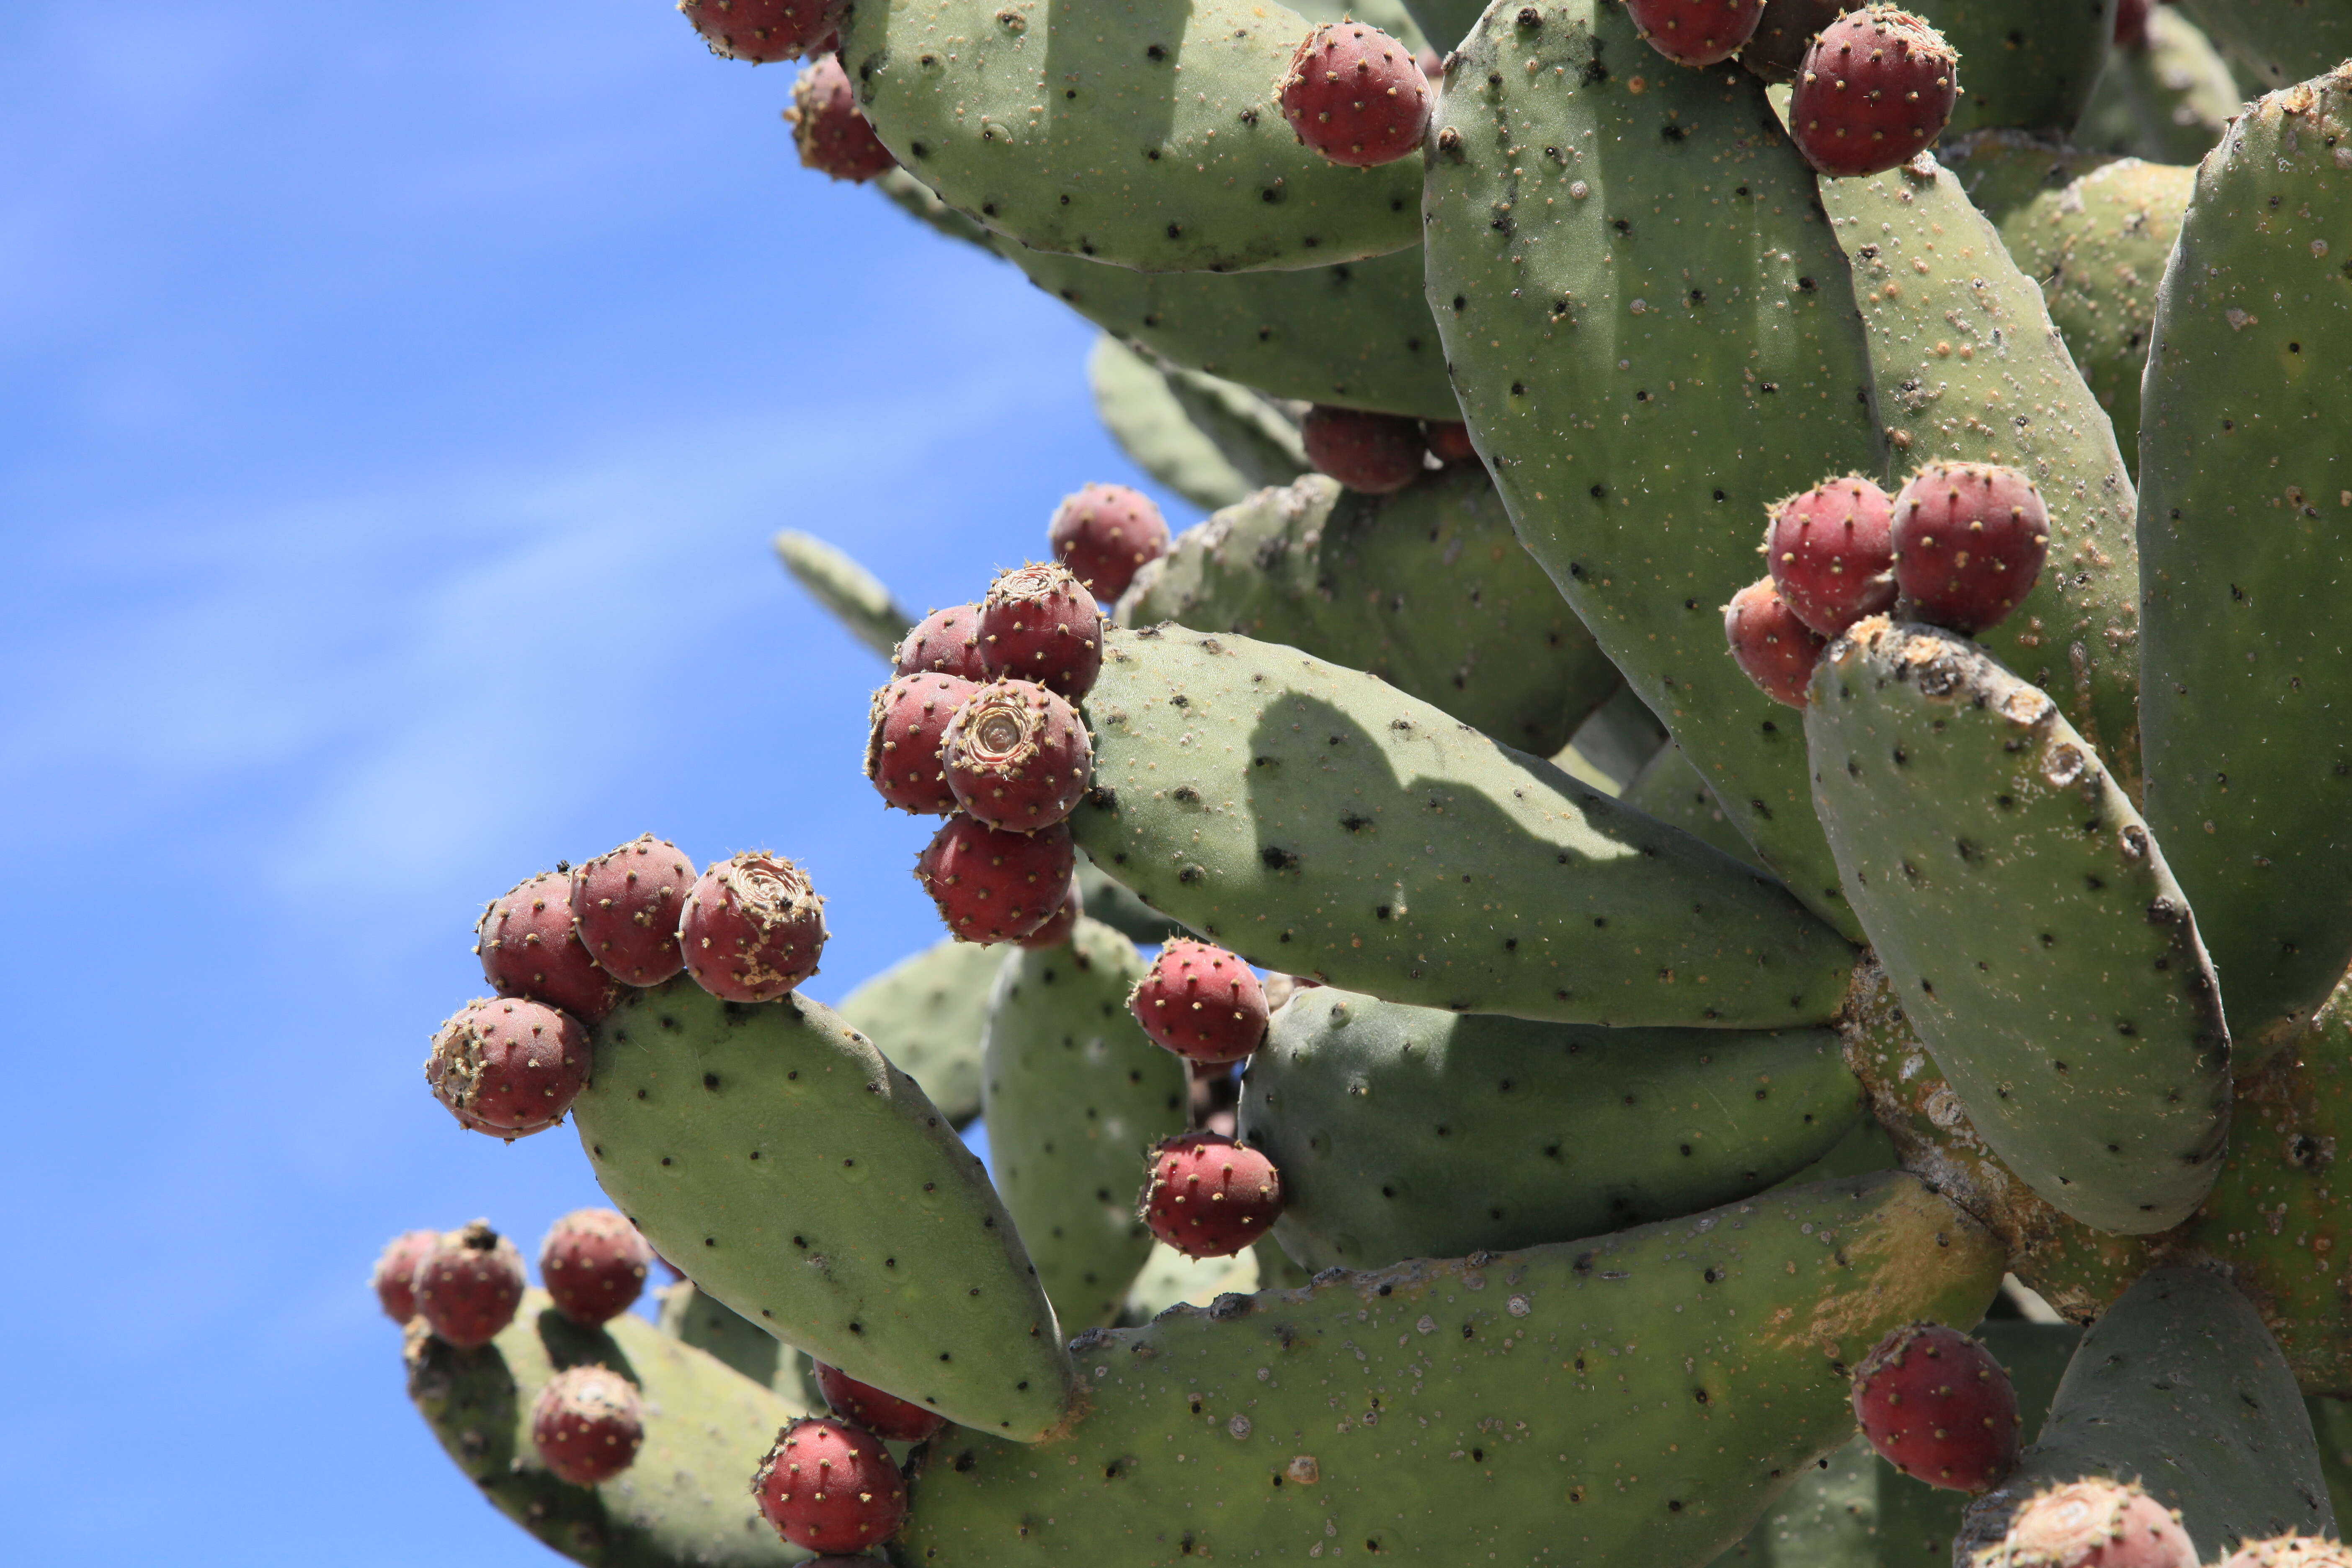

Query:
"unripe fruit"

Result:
[[1790, 8, 1958, 179], [1975, 1479, 2199, 1568], [1766, 475, 1898, 637], [569, 836, 695, 985], [1724, 578, 1829, 708], [1016, 875, 1083, 950], [539, 1209, 652, 1327], [787, 55, 896, 182], [1425, 420, 1480, 467], [1128, 939, 1269, 1065], [913, 815, 1076, 944], [1627, 0, 1766, 67], [813, 1361, 946, 1442], [1891, 462, 2050, 634], [531, 1365, 645, 1486], [752, 1417, 909, 1552], [864, 673, 979, 815], [1048, 482, 1170, 603], [426, 997, 592, 1138], [941, 679, 1093, 832], [1278, 23, 1431, 168], [1738, 0, 1842, 82], [2215, 1538, 2352, 1568], [372, 1229, 440, 1323], [895, 604, 987, 681], [1300, 405, 1426, 494], [677, 0, 844, 64], [478, 870, 623, 1024], [1138, 1132, 1286, 1259], [414, 1220, 527, 1349], [1850, 1322, 2021, 1492], [679, 853, 828, 1002], [977, 562, 1103, 699]]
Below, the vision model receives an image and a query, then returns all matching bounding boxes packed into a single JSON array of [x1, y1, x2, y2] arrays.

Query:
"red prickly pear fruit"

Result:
[[1140, 1132, 1286, 1259], [1016, 875, 1083, 950], [1849, 1321, 2021, 1492], [372, 1229, 440, 1323], [1277, 23, 1431, 169], [478, 871, 623, 1024], [2215, 1539, 2352, 1568], [1789, 8, 1959, 179], [941, 678, 1094, 833], [787, 56, 897, 182], [913, 815, 1076, 944], [426, 997, 592, 1138], [539, 1209, 653, 1327], [414, 1220, 526, 1349], [1425, 420, 1480, 467], [812, 1361, 947, 1442], [1765, 475, 1898, 637], [894, 604, 988, 681], [678, 853, 828, 1002], [2112, 0, 2149, 48], [864, 673, 979, 815], [1738, 0, 1844, 83], [1048, 482, 1170, 603], [1128, 939, 1270, 1065], [751, 1417, 909, 1552], [1300, 405, 1427, 494], [569, 836, 695, 986], [1891, 462, 2050, 634], [531, 1364, 645, 1486], [977, 562, 1103, 700], [1976, 1479, 2200, 1568], [1627, 0, 1767, 67], [677, 0, 844, 64], [1724, 578, 1829, 708]]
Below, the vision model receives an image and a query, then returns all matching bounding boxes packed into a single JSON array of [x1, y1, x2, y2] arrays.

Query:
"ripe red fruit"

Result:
[[1139, 1132, 1286, 1259], [678, 0, 844, 64], [479, 871, 623, 1024], [1738, 0, 1844, 83], [1301, 405, 1427, 494], [1016, 875, 1083, 950], [752, 1418, 909, 1552], [679, 853, 828, 1002], [895, 604, 987, 680], [1849, 1322, 2020, 1492], [1724, 578, 1829, 708], [1789, 8, 1958, 179], [1048, 482, 1170, 603], [426, 997, 592, 1138], [1424, 420, 1480, 467], [372, 1229, 440, 1323], [812, 1362, 946, 1442], [539, 1209, 652, 1327], [1129, 939, 1269, 1065], [788, 55, 897, 182], [864, 673, 979, 815], [1278, 23, 1431, 169], [1766, 475, 1898, 636], [570, 836, 695, 985], [531, 1365, 645, 1486], [941, 679, 1093, 832], [913, 815, 1076, 943], [1979, 1479, 2200, 1568], [1891, 462, 2050, 634], [414, 1220, 527, 1349], [2215, 1539, 2352, 1568], [2112, 0, 2150, 48], [1627, 0, 1766, 67], [977, 562, 1103, 700]]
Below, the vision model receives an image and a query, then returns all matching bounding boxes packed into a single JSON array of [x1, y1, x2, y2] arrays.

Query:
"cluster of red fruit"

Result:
[[1725, 461, 2050, 708], [1301, 407, 1484, 494], [426, 835, 829, 1139]]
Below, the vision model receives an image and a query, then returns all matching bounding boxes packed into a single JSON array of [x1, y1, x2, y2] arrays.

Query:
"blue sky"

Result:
[[0, 5, 1186, 1558]]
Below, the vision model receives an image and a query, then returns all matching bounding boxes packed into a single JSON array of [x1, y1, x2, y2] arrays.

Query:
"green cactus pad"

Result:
[[1421, 0, 1885, 939], [1238, 985, 1862, 1270], [1072, 624, 1858, 1027], [1935, 130, 2119, 227], [1820, 155, 2143, 784], [1959, 1267, 2335, 1558], [839, 0, 1422, 274], [898, 1171, 2003, 1565], [1121, 469, 1623, 756], [833, 937, 1014, 1129], [1623, 743, 1768, 869], [656, 1280, 825, 1407], [1906, 0, 2111, 138], [2311, 1395, 2352, 1524], [1153, 360, 1308, 485], [772, 531, 913, 663], [1559, 683, 1671, 795], [1120, 1240, 1261, 1325], [404, 1292, 807, 1567], [2076, 7, 2242, 165], [1074, 847, 1192, 946], [1088, 337, 1305, 512], [2137, 69, 2352, 1060], [2176, 0, 2352, 93], [981, 916, 1191, 1333], [570, 979, 1078, 1441], [1806, 620, 2230, 1235], [1400, 0, 1488, 51]]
